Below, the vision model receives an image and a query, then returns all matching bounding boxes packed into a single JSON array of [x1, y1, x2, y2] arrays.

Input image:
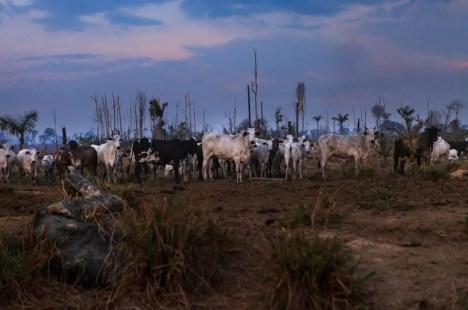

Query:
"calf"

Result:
[[250, 142, 269, 178], [41, 154, 55, 184], [17, 148, 40, 185], [448, 149, 458, 162], [394, 126, 440, 173], [318, 130, 380, 181]]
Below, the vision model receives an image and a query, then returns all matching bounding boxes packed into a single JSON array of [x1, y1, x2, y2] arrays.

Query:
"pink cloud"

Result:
[[452, 61, 468, 70]]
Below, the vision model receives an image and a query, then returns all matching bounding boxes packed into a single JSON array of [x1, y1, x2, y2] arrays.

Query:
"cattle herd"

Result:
[[0, 127, 467, 186]]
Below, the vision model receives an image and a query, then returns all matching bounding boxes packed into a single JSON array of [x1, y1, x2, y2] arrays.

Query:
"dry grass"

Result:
[[0, 187, 230, 309], [264, 232, 370, 309], [90, 197, 229, 308], [291, 189, 341, 229]]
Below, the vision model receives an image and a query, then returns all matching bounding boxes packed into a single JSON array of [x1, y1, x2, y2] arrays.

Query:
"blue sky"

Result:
[[1, 0, 467, 138]]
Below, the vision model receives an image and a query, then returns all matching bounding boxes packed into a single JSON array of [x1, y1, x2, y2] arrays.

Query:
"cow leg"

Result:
[[393, 155, 399, 173], [234, 159, 241, 182], [400, 158, 406, 174], [202, 157, 209, 181], [174, 162, 181, 184], [321, 156, 328, 181], [298, 159, 303, 179], [198, 158, 203, 181], [354, 156, 360, 178], [135, 162, 143, 184]]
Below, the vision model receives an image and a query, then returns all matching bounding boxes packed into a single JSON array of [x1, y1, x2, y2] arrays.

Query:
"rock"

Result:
[[449, 169, 468, 179], [33, 167, 124, 286]]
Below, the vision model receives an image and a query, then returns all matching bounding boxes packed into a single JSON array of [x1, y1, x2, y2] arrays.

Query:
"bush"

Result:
[[419, 165, 450, 181], [291, 189, 341, 229], [0, 232, 61, 307], [265, 232, 370, 309], [106, 200, 230, 308]]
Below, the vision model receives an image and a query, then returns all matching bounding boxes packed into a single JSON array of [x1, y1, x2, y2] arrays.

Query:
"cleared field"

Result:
[[1, 161, 468, 309]]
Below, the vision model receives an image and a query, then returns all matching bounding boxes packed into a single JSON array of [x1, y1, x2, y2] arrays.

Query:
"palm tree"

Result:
[[149, 98, 168, 139], [331, 113, 349, 134], [312, 115, 323, 138], [0, 110, 38, 149]]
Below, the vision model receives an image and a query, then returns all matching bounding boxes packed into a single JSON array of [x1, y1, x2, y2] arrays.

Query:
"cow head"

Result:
[[302, 141, 311, 154], [424, 126, 441, 145], [109, 134, 121, 150]]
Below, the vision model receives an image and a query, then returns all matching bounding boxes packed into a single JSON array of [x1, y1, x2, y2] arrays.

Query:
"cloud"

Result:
[[1, 0, 468, 135]]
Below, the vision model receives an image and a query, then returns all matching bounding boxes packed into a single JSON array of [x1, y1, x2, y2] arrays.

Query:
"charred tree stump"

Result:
[[33, 167, 124, 286]]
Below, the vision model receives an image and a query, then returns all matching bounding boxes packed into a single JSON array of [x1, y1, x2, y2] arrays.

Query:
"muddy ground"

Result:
[[1, 161, 468, 309]]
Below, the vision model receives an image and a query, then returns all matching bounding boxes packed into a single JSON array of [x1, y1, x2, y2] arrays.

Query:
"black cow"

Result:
[[266, 138, 280, 178], [394, 126, 440, 173], [447, 141, 468, 157], [132, 138, 199, 184]]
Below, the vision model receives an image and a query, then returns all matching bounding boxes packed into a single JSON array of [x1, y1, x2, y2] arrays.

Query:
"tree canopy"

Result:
[[0, 110, 38, 149]]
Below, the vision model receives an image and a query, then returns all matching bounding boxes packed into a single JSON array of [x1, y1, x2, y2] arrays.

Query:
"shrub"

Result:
[[419, 165, 449, 181], [358, 164, 376, 178], [265, 232, 370, 309], [105, 200, 230, 308], [291, 189, 340, 229], [0, 232, 62, 307]]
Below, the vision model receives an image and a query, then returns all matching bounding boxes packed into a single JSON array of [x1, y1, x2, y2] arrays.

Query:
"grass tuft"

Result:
[[104, 199, 230, 308], [292, 189, 341, 229], [419, 165, 450, 181], [265, 232, 369, 309]]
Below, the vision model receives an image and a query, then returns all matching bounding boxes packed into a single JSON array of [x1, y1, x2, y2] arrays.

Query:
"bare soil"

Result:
[[1, 163, 468, 309]]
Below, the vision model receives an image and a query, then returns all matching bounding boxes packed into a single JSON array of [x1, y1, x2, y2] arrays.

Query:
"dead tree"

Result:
[[135, 91, 147, 139], [295, 81, 305, 137], [251, 48, 259, 127]]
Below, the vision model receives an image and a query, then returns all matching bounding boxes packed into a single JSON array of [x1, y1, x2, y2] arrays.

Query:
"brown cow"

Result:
[[393, 126, 440, 174], [55, 142, 98, 180]]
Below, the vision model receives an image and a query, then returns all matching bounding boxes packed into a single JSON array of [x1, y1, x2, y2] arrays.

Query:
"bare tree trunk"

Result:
[[252, 48, 258, 126], [136, 91, 147, 139], [92, 94, 100, 140]]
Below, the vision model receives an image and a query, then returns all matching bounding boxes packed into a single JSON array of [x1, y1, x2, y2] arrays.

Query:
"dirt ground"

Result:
[[1, 162, 468, 309]]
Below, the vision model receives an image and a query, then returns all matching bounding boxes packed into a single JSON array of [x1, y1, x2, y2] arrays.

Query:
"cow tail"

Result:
[[127, 142, 135, 175]]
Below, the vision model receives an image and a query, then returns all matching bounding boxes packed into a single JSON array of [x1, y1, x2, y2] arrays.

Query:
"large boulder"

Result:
[[33, 167, 124, 286]]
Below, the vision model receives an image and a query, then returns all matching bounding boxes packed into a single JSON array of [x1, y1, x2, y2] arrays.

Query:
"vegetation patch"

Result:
[[264, 232, 370, 309], [419, 165, 450, 181], [291, 189, 341, 229], [105, 199, 230, 308]]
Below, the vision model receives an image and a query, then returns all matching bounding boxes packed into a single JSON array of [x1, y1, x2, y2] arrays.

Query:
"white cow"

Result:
[[202, 128, 257, 182], [17, 148, 40, 185], [250, 142, 269, 178], [448, 149, 458, 162], [0, 146, 9, 183], [284, 140, 311, 180], [2, 143, 16, 183], [318, 130, 380, 181], [93, 134, 121, 183], [431, 137, 450, 163], [294, 141, 311, 179], [41, 154, 55, 184]]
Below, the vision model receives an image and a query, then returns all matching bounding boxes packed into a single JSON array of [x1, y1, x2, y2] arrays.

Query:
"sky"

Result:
[[1, 0, 468, 139]]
